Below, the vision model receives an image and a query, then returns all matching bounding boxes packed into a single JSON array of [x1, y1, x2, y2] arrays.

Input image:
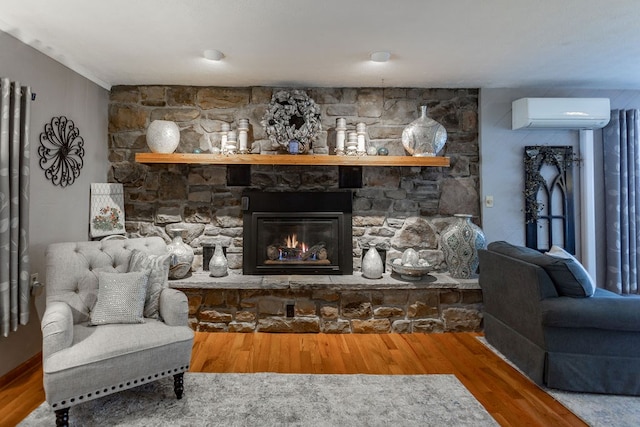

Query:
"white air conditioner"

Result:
[[512, 98, 610, 130]]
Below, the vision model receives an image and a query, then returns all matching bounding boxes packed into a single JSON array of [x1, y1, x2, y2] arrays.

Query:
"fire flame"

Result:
[[286, 234, 298, 249], [285, 234, 307, 252]]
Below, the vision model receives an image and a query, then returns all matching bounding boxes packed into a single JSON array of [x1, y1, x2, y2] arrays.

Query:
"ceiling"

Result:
[[1, 0, 639, 91]]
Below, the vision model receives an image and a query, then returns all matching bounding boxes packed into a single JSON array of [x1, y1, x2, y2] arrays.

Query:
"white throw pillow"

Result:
[[89, 271, 150, 326], [545, 246, 596, 297]]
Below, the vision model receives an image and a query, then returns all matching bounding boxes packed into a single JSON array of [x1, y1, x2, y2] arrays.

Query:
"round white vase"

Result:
[[362, 247, 384, 279], [440, 214, 486, 279], [146, 120, 180, 153]]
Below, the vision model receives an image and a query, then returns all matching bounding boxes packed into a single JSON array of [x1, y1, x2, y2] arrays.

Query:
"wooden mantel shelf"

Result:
[[135, 153, 450, 167]]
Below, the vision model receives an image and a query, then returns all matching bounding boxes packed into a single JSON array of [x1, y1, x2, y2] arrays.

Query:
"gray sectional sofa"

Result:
[[478, 241, 640, 395]]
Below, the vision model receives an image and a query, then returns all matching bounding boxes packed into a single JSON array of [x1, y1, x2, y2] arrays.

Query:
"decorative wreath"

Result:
[[261, 90, 322, 153]]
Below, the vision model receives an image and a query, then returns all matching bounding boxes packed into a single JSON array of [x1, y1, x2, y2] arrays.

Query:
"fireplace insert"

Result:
[[242, 191, 353, 275]]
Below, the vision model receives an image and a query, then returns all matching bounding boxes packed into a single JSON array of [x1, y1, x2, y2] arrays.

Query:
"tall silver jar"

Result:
[[401, 105, 447, 157], [440, 214, 486, 279]]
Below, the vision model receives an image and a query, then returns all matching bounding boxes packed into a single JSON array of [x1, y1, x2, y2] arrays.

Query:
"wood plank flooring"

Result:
[[1, 332, 586, 427]]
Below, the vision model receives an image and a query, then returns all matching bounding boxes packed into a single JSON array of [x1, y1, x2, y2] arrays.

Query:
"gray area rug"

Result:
[[478, 337, 640, 427], [20, 373, 498, 426]]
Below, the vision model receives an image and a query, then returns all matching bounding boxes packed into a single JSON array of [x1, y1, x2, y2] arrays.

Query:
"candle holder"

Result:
[[335, 117, 346, 156], [220, 122, 230, 154], [226, 130, 238, 155], [356, 122, 367, 156], [346, 131, 358, 156], [238, 119, 249, 154]]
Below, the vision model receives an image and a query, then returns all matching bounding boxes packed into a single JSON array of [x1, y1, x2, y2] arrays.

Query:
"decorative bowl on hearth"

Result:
[[392, 249, 434, 280], [391, 264, 434, 281]]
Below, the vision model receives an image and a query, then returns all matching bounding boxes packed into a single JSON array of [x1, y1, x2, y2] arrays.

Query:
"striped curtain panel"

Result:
[[0, 78, 31, 337], [603, 109, 640, 295]]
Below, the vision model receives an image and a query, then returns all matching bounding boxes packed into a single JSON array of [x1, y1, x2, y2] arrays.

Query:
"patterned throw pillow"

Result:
[[128, 249, 172, 319], [89, 271, 149, 326]]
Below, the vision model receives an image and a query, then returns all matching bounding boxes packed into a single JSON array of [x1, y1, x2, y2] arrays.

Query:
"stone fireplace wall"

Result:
[[108, 86, 479, 272]]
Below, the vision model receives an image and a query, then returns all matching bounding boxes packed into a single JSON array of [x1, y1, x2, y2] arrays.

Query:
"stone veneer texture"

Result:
[[108, 86, 479, 272], [182, 286, 484, 334]]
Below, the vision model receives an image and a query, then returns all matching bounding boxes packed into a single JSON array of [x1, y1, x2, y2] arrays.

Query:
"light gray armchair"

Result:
[[41, 237, 194, 426]]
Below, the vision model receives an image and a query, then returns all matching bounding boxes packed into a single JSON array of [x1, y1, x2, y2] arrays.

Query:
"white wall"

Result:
[[0, 31, 109, 377], [479, 88, 640, 287]]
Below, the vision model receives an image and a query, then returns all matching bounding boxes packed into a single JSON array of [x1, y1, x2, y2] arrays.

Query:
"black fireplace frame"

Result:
[[242, 191, 353, 275]]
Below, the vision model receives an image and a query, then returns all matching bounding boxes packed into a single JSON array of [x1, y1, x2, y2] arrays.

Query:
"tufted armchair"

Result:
[[41, 237, 194, 426]]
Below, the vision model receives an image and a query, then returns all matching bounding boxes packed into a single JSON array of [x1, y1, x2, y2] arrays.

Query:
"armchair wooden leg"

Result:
[[173, 373, 184, 399], [55, 408, 69, 427]]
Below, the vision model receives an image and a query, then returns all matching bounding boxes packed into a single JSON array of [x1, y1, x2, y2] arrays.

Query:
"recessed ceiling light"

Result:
[[370, 51, 391, 62], [204, 49, 225, 61]]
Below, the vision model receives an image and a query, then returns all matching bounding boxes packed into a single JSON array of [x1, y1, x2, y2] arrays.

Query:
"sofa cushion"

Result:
[[545, 246, 595, 297], [487, 241, 594, 298], [541, 291, 640, 331], [43, 319, 194, 374], [128, 249, 171, 319], [89, 271, 149, 326]]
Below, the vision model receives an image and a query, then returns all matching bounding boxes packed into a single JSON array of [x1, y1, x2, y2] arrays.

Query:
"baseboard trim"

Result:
[[0, 351, 42, 389]]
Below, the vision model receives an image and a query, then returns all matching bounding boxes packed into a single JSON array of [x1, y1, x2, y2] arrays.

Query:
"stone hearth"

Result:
[[171, 272, 482, 334]]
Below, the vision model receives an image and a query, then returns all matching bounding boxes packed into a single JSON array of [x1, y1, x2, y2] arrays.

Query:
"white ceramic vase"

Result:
[[362, 247, 384, 279], [146, 120, 180, 153], [440, 214, 486, 279], [209, 243, 228, 277]]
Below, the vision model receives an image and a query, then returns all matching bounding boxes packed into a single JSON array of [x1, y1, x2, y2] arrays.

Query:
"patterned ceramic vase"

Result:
[[167, 229, 194, 266], [440, 214, 486, 279], [401, 105, 447, 157]]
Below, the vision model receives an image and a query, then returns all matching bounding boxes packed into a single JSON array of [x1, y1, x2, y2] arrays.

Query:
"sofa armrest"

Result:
[[41, 301, 74, 359], [541, 293, 640, 331], [159, 288, 189, 326], [479, 249, 557, 346]]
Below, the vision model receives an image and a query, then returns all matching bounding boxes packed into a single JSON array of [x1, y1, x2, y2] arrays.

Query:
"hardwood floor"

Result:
[[0, 354, 44, 427], [1, 332, 586, 427]]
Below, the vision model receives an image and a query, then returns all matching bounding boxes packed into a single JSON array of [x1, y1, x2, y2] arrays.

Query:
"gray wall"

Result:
[[0, 31, 109, 377], [479, 88, 640, 286]]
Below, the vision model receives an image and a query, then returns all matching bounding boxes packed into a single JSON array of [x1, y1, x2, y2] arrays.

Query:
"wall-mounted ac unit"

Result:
[[512, 97, 610, 130]]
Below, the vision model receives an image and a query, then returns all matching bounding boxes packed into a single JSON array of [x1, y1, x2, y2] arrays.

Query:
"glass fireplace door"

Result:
[[258, 216, 338, 266], [251, 214, 342, 274]]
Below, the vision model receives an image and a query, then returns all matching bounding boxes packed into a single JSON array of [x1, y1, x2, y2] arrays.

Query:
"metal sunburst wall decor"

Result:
[[38, 116, 85, 187]]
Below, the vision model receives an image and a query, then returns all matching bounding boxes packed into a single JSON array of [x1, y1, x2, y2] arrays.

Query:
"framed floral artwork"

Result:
[[90, 183, 125, 238]]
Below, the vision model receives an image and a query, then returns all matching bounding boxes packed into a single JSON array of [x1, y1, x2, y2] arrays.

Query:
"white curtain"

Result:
[[0, 77, 31, 337], [603, 109, 640, 295]]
